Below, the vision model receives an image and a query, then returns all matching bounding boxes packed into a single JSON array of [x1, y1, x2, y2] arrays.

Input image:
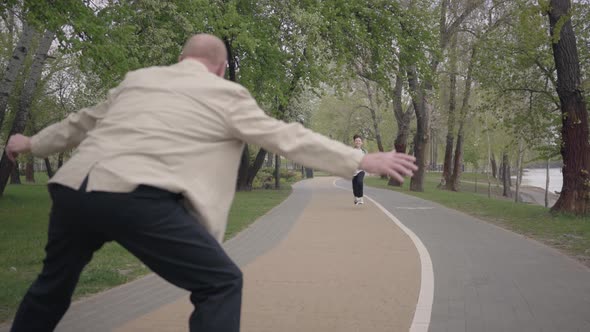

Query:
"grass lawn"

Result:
[[364, 174, 590, 267], [0, 176, 292, 323]]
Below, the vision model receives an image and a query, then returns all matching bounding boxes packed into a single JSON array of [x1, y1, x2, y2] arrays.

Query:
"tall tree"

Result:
[[0, 20, 34, 130], [359, 78, 385, 152], [546, 0, 590, 215], [501, 151, 511, 197], [449, 46, 476, 191], [442, 34, 459, 187], [392, 74, 413, 155], [389, 74, 413, 186], [0, 28, 55, 195], [405, 0, 483, 191]]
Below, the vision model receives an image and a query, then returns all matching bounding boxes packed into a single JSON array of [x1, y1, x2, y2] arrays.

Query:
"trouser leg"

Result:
[[356, 171, 365, 197], [89, 187, 242, 332], [11, 184, 106, 332], [352, 172, 365, 197]]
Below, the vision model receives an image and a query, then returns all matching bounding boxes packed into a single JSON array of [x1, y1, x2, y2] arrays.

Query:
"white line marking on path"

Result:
[[394, 207, 435, 210], [333, 179, 434, 332]]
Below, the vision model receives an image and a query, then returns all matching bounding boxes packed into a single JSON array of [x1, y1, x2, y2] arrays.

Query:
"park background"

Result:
[[0, 0, 589, 324]]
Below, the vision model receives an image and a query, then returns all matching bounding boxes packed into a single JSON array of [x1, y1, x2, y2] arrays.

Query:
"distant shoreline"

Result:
[[517, 168, 562, 194]]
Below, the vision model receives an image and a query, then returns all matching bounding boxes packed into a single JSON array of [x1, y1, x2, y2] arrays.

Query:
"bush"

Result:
[[252, 167, 303, 189], [280, 168, 302, 183], [253, 168, 274, 189]]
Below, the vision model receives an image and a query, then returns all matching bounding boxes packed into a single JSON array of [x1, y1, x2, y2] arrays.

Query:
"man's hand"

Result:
[[5, 134, 32, 162], [359, 151, 418, 183]]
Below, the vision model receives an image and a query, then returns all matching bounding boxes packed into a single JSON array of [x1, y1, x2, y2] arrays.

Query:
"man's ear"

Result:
[[217, 62, 226, 77]]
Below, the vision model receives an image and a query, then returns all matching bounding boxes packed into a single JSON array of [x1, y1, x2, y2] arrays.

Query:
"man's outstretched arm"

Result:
[[5, 87, 120, 162], [227, 88, 417, 182]]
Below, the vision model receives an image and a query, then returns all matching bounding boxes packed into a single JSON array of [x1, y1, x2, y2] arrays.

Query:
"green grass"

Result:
[[312, 171, 333, 177], [0, 177, 291, 323], [451, 171, 487, 183], [226, 187, 292, 238], [365, 175, 590, 266]]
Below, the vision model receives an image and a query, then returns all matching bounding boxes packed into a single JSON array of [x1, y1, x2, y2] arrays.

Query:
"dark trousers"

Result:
[[352, 171, 365, 197], [10, 182, 242, 332]]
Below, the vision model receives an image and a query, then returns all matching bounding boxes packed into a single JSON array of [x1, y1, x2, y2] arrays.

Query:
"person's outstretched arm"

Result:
[[5, 87, 120, 162], [227, 88, 417, 182]]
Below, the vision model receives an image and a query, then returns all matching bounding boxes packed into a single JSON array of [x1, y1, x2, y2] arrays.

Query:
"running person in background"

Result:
[[352, 134, 367, 205]]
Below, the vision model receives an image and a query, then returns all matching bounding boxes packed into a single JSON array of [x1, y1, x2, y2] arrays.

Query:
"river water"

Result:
[[519, 168, 562, 193]]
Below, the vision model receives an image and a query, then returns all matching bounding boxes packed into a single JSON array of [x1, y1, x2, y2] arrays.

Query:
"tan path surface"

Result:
[[114, 177, 421, 331]]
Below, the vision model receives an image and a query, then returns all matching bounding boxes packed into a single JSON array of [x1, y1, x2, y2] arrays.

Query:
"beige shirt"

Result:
[[31, 59, 364, 242]]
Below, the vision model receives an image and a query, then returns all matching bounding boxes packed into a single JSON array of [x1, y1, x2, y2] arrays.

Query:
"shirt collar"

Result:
[[177, 58, 209, 72]]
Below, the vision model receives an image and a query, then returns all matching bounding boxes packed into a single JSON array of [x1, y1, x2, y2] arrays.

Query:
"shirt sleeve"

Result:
[[30, 87, 121, 158], [226, 87, 364, 179]]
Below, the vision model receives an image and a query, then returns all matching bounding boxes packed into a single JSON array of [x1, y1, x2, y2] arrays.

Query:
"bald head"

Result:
[[180, 34, 228, 77]]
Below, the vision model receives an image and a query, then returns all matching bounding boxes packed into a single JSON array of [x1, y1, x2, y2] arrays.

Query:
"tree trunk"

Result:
[[224, 37, 237, 82], [443, 35, 458, 188], [0, 21, 34, 130], [450, 46, 476, 191], [450, 131, 464, 192], [407, 66, 429, 192], [363, 79, 384, 152], [274, 154, 280, 189], [25, 158, 35, 182], [226, 38, 261, 192], [370, 106, 384, 153], [392, 75, 411, 155], [0, 29, 54, 196], [44, 157, 54, 178], [485, 119, 492, 198], [502, 152, 511, 197], [389, 74, 412, 186], [432, 129, 438, 170], [10, 161, 20, 184], [515, 140, 524, 203], [245, 148, 267, 190], [547, 0, 590, 215], [266, 152, 274, 167], [402, 0, 481, 192], [57, 152, 64, 168], [545, 158, 550, 208], [491, 153, 498, 179], [236, 145, 250, 191]]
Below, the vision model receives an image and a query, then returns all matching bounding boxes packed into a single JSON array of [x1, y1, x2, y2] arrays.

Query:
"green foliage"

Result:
[[253, 167, 275, 189], [320, 0, 437, 92], [252, 166, 302, 189], [311, 91, 397, 150], [469, 0, 565, 163], [3, 0, 588, 199], [279, 167, 302, 182]]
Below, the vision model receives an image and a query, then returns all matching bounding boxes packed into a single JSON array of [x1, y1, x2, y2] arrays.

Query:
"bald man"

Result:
[[6, 34, 417, 332]]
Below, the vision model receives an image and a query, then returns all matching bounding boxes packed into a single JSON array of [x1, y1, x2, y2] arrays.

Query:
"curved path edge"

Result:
[[333, 179, 433, 332]]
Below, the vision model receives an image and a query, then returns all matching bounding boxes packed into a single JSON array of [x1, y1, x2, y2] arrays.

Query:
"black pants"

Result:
[[352, 171, 365, 197], [10, 183, 242, 332]]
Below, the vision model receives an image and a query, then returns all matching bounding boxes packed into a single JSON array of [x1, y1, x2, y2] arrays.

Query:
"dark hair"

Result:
[[353, 134, 362, 140]]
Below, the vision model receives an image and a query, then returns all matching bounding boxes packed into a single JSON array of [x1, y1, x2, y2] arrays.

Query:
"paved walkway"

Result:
[[342, 179, 590, 332], [2, 177, 590, 331], [112, 177, 422, 332]]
